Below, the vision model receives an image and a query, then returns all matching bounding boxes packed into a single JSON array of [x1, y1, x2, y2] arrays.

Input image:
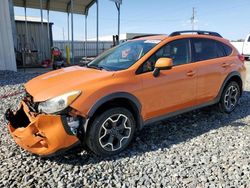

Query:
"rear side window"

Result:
[[222, 43, 233, 56], [248, 36, 250, 42], [192, 38, 232, 62], [216, 41, 232, 57], [216, 42, 225, 58]]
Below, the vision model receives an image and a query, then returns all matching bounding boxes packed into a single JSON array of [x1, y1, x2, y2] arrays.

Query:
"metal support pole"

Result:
[[47, 10, 50, 57], [66, 12, 70, 64], [24, 6, 28, 46], [71, 0, 74, 64], [40, 0, 44, 61], [9, 0, 17, 50], [115, 2, 120, 45], [24, 6, 28, 66], [67, 12, 70, 42], [85, 14, 88, 62], [96, 0, 99, 56], [63, 28, 65, 41]]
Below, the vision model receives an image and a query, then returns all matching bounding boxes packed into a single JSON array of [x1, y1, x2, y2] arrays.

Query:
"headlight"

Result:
[[38, 91, 81, 114]]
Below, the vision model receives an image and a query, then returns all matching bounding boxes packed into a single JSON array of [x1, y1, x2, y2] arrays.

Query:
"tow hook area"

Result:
[[66, 116, 80, 135]]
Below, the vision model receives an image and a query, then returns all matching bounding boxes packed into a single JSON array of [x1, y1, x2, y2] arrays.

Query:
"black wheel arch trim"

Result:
[[87, 92, 143, 130], [216, 71, 243, 101]]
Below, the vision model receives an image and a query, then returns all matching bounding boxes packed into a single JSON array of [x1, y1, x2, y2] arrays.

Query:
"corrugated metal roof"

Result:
[[13, 0, 95, 15]]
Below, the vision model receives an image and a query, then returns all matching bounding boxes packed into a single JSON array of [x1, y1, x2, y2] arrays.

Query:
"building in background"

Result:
[[14, 16, 53, 67], [0, 0, 16, 71]]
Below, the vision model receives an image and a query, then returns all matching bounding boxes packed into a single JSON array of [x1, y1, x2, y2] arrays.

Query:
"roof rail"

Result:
[[169, 30, 222, 38]]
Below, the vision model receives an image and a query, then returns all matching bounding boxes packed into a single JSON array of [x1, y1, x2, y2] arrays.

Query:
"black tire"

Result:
[[219, 81, 240, 113], [86, 107, 136, 156]]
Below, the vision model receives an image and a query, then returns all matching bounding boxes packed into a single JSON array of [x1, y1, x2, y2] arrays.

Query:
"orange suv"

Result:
[[6, 30, 246, 157]]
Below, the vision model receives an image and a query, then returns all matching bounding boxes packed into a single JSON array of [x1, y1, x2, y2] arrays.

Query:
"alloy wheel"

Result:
[[99, 114, 132, 151], [223, 85, 239, 111]]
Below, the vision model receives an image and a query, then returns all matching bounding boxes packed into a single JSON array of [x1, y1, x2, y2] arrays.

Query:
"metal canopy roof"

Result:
[[13, 0, 96, 15]]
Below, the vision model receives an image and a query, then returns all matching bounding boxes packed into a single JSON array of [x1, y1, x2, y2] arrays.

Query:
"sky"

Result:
[[14, 0, 250, 41]]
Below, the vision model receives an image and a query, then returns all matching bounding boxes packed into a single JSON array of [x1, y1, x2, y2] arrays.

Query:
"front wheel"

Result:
[[219, 81, 240, 113], [86, 107, 136, 156]]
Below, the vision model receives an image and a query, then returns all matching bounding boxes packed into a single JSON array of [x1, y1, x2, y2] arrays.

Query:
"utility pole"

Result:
[[191, 7, 196, 30], [62, 27, 65, 41], [110, 0, 122, 45], [115, 2, 121, 45]]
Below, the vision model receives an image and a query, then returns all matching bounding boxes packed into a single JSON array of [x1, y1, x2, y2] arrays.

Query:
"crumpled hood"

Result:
[[25, 66, 113, 102]]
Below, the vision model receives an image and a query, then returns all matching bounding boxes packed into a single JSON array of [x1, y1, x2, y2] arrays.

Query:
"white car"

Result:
[[231, 34, 250, 60], [242, 34, 250, 60]]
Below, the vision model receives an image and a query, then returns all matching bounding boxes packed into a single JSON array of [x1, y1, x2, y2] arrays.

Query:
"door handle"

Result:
[[221, 63, 230, 68], [186, 70, 196, 77]]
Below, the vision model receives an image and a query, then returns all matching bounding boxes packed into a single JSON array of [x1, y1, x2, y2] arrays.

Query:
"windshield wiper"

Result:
[[87, 64, 103, 70]]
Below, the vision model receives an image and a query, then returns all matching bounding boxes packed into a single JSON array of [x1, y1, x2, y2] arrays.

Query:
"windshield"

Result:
[[88, 40, 161, 71]]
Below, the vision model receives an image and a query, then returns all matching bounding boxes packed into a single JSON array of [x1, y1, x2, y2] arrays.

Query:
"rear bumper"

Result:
[[6, 101, 80, 157]]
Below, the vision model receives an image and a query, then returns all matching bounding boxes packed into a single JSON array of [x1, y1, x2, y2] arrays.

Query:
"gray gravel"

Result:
[[0, 63, 250, 188]]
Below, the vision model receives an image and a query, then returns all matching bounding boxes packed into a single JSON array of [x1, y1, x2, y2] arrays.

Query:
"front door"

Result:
[[136, 39, 197, 121]]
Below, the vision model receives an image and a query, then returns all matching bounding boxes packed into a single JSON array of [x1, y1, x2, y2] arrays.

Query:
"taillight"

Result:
[[238, 54, 245, 62]]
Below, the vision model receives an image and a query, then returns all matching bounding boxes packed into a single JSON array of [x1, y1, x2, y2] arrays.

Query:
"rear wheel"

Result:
[[219, 81, 240, 113], [86, 107, 136, 156]]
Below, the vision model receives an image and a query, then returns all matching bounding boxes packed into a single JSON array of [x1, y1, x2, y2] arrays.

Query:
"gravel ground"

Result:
[[0, 63, 249, 188]]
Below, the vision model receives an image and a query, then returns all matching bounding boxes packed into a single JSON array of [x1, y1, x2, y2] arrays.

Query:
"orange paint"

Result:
[[7, 33, 246, 156]]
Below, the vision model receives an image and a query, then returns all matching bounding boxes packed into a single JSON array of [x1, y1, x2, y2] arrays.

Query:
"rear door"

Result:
[[191, 38, 232, 105]]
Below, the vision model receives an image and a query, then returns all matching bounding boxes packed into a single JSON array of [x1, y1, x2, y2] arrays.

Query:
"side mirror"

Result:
[[153, 58, 173, 77]]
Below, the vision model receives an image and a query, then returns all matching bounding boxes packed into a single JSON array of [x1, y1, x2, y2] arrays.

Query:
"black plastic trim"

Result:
[[88, 92, 143, 130], [216, 71, 242, 99], [61, 116, 75, 136], [144, 100, 217, 126], [169, 30, 222, 38]]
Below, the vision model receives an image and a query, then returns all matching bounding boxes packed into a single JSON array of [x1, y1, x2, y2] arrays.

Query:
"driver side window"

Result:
[[140, 39, 190, 73]]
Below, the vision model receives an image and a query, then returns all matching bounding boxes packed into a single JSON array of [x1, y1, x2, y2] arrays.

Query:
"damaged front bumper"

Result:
[[5, 101, 81, 157]]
